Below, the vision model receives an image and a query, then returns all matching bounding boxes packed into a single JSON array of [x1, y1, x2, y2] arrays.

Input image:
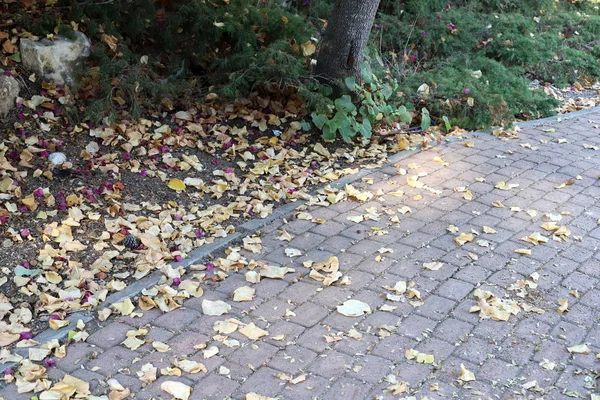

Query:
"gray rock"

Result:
[[0, 75, 19, 117], [20, 31, 91, 87]]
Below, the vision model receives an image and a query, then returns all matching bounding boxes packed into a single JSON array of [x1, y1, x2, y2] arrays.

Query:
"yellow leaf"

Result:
[[281, 15, 288, 24], [455, 232, 474, 246], [557, 299, 569, 313], [514, 248, 532, 255], [167, 179, 186, 191], [458, 364, 476, 382], [301, 41, 316, 57], [482, 226, 496, 234], [495, 181, 519, 191]]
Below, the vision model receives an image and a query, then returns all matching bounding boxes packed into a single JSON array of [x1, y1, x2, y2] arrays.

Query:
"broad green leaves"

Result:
[[311, 65, 413, 142]]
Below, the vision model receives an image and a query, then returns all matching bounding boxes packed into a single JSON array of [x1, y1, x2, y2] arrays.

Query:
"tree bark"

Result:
[[315, 0, 381, 83]]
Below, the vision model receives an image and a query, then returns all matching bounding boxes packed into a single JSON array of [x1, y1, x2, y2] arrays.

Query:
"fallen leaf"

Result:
[[423, 262, 443, 271], [567, 344, 591, 354], [160, 381, 192, 400], [495, 181, 519, 191], [458, 364, 476, 382], [455, 232, 474, 246], [260, 265, 294, 279], [482, 226, 497, 234], [233, 286, 256, 302], [514, 248, 532, 255], [239, 323, 269, 340], [337, 300, 372, 317], [384, 381, 408, 395], [167, 178, 186, 191], [201, 299, 231, 316], [557, 299, 569, 313]]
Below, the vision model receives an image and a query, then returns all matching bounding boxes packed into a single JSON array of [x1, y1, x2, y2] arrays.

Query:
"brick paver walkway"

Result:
[[3, 111, 600, 400]]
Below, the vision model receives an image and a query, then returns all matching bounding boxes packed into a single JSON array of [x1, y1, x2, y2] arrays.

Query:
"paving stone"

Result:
[[433, 318, 473, 344], [321, 376, 373, 399], [531, 339, 570, 362], [86, 321, 132, 349], [307, 350, 353, 379], [56, 342, 103, 372], [168, 331, 209, 357], [477, 357, 521, 384], [453, 336, 499, 365], [277, 374, 330, 400], [290, 302, 330, 327], [415, 336, 456, 361], [267, 345, 318, 374], [434, 278, 474, 301], [235, 366, 286, 397], [370, 333, 418, 360], [152, 307, 202, 332], [85, 345, 139, 376], [415, 295, 456, 321], [190, 373, 240, 399], [251, 298, 291, 322], [228, 341, 279, 368], [296, 325, 333, 353], [263, 320, 306, 347], [311, 285, 354, 307], [333, 331, 379, 356]]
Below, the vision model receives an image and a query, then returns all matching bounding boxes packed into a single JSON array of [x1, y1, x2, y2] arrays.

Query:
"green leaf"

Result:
[[339, 119, 355, 142], [344, 76, 357, 92], [334, 95, 356, 113], [14, 266, 40, 277], [397, 106, 412, 123], [300, 120, 311, 131], [442, 116, 452, 131], [8, 51, 21, 63], [322, 121, 337, 140], [380, 84, 393, 100], [361, 63, 374, 84], [311, 112, 328, 130], [68, 330, 77, 340], [421, 107, 431, 132], [359, 119, 372, 138]]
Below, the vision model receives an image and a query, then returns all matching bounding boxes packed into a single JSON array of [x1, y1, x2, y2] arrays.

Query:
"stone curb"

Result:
[[3, 104, 600, 372]]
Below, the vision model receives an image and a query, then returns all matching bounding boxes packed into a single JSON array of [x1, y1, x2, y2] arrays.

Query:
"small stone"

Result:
[[48, 152, 67, 166], [122, 234, 139, 249], [0, 75, 19, 116]]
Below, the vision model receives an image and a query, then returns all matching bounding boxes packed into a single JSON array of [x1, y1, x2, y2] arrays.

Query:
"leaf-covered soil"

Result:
[[1, 72, 450, 348]]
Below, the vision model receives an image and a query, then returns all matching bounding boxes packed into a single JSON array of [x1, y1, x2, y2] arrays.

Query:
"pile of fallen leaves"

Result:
[[0, 74, 442, 347]]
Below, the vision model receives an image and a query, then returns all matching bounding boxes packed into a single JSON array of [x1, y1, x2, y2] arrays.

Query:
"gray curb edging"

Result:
[[3, 104, 600, 372]]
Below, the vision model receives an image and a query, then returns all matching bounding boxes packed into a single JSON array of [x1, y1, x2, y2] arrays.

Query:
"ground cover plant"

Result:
[[3, 0, 600, 133]]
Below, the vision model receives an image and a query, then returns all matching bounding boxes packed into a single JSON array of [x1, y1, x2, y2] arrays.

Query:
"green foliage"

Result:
[[370, 0, 600, 128], [311, 69, 412, 141], [14, 0, 600, 131], [18, 0, 327, 121]]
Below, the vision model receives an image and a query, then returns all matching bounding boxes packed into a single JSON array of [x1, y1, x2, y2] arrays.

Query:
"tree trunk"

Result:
[[315, 0, 381, 83]]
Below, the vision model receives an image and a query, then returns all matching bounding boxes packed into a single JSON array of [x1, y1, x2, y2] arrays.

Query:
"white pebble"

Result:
[[48, 152, 67, 166]]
